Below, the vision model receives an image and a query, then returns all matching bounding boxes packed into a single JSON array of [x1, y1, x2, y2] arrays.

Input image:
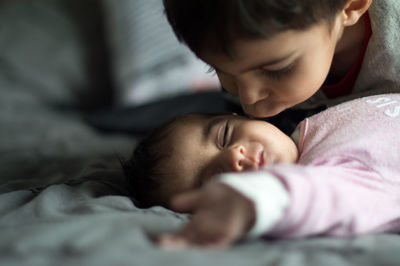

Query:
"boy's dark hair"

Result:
[[163, 0, 347, 56], [120, 115, 192, 208]]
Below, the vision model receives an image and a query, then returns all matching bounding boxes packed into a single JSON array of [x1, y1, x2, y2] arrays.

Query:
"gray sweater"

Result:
[[354, 0, 400, 95]]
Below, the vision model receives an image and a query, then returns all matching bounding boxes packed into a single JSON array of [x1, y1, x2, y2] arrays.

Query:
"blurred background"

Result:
[[0, 0, 312, 166], [103, 0, 220, 106], [0, 0, 233, 189]]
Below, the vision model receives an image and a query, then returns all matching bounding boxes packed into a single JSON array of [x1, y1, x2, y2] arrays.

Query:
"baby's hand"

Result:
[[158, 183, 256, 249]]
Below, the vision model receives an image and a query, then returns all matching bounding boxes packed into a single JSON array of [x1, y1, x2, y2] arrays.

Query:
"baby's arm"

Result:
[[158, 173, 289, 249], [158, 183, 256, 249], [159, 162, 400, 248], [238, 163, 400, 238]]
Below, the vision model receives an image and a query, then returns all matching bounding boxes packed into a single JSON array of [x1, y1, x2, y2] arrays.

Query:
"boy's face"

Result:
[[161, 114, 298, 199], [200, 18, 344, 118]]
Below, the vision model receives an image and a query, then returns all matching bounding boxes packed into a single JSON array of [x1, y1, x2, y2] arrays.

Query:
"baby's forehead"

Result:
[[169, 114, 213, 140], [176, 113, 227, 127], [176, 113, 240, 136], [162, 115, 218, 193]]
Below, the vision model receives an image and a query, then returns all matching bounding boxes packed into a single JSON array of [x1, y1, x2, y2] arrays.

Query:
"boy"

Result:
[[163, 0, 400, 119], [121, 94, 400, 248]]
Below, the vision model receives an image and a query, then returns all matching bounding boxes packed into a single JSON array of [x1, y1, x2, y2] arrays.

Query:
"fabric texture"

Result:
[[220, 94, 400, 238]]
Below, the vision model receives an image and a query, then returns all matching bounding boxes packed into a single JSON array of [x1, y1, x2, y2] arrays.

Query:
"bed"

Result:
[[1, 0, 400, 265]]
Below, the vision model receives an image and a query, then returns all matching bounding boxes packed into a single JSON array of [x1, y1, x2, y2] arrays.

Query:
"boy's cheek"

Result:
[[218, 75, 238, 95]]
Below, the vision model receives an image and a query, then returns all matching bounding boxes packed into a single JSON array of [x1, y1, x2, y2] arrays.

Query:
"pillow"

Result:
[[102, 0, 220, 106]]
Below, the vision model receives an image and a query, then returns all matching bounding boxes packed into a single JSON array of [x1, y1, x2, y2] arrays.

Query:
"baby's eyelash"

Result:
[[222, 124, 228, 147], [220, 121, 231, 148]]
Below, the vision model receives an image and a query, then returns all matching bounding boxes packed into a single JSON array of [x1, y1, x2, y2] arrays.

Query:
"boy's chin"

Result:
[[242, 100, 287, 118], [245, 107, 284, 118]]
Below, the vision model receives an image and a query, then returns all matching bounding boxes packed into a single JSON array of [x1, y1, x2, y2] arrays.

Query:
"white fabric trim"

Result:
[[216, 172, 289, 238]]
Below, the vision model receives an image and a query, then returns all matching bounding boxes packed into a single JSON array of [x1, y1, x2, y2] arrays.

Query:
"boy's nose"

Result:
[[236, 78, 269, 105], [229, 145, 258, 172]]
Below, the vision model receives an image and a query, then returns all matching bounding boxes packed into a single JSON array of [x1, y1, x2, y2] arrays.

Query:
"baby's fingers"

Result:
[[158, 234, 190, 249]]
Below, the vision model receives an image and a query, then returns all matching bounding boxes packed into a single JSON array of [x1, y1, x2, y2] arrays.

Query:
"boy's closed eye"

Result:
[[259, 62, 297, 80], [206, 61, 297, 81]]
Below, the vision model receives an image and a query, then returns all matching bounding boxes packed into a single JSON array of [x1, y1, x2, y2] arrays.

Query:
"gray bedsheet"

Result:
[[1, 0, 400, 265], [1, 164, 400, 266], [2, 175, 400, 266]]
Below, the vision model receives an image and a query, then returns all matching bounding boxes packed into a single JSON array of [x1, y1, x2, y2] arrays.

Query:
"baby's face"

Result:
[[200, 16, 344, 118], [161, 114, 298, 198]]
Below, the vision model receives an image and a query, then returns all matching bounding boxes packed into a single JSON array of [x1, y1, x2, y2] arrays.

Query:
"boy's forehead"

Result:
[[200, 31, 301, 65], [200, 23, 329, 72]]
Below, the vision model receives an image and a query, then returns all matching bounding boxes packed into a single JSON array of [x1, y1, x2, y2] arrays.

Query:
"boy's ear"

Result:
[[341, 0, 372, 26]]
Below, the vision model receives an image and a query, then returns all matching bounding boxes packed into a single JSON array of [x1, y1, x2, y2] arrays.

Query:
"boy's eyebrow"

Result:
[[203, 117, 224, 141]]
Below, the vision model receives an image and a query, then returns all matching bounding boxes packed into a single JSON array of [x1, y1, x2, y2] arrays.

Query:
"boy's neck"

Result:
[[326, 14, 367, 84]]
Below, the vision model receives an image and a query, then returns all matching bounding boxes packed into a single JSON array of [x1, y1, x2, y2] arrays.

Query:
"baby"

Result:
[[121, 94, 400, 248]]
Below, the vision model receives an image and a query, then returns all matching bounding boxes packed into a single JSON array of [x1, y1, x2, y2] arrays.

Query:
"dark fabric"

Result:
[[86, 90, 326, 136], [86, 91, 238, 134]]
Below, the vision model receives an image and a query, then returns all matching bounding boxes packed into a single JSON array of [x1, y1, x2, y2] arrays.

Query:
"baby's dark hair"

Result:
[[163, 0, 347, 56], [120, 114, 196, 208]]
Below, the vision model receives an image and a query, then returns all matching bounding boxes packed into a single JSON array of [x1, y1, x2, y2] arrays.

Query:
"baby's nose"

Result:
[[229, 145, 258, 172]]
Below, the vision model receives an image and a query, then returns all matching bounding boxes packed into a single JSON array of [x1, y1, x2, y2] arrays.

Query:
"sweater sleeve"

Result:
[[217, 162, 400, 239]]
